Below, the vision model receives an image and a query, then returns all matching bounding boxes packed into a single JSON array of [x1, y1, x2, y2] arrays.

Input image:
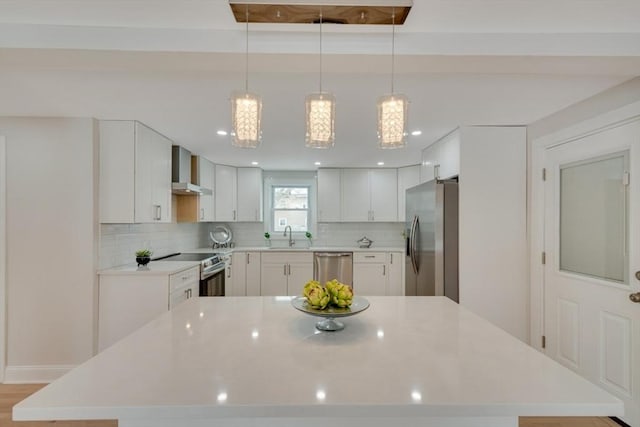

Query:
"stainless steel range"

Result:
[[155, 252, 228, 296]]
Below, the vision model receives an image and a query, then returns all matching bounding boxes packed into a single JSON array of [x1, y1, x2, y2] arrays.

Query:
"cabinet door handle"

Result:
[[227, 267, 231, 278], [390, 254, 393, 264], [247, 253, 250, 264], [288, 264, 291, 276], [434, 164, 440, 180], [365, 255, 375, 258], [233, 210, 236, 221], [200, 208, 204, 220], [154, 205, 162, 221], [383, 265, 386, 276], [284, 264, 287, 276]]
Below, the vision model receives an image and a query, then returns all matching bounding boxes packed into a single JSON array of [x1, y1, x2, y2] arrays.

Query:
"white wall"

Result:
[[0, 136, 6, 382], [0, 117, 98, 382], [458, 126, 528, 342]]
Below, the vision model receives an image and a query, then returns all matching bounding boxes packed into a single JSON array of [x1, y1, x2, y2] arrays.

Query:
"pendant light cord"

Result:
[[245, 4, 249, 92], [319, 10, 323, 93], [391, 8, 396, 95]]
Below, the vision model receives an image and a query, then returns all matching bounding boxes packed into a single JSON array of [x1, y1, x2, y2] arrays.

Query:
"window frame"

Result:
[[270, 185, 311, 234]]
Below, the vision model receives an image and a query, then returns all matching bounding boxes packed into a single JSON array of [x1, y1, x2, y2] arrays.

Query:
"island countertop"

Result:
[[14, 297, 622, 427]]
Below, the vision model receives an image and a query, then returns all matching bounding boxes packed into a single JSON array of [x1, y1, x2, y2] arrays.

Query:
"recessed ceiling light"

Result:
[[217, 130, 228, 136], [411, 130, 422, 136], [377, 161, 385, 166], [251, 161, 259, 166], [314, 161, 321, 166]]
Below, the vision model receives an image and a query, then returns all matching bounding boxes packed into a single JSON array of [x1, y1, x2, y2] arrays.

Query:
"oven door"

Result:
[[200, 265, 225, 297]]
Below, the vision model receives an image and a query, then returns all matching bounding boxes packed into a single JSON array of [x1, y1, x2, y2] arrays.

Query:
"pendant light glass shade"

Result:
[[231, 6, 261, 148], [377, 9, 408, 149], [305, 12, 335, 149], [305, 92, 335, 148], [231, 91, 262, 147], [377, 94, 408, 149]]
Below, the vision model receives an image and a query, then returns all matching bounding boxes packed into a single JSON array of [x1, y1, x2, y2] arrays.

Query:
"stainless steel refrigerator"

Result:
[[405, 179, 459, 302]]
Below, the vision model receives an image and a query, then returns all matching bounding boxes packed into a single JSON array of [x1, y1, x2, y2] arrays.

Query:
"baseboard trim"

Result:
[[610, 417, 631, 427], [3, 364, 76, 383]]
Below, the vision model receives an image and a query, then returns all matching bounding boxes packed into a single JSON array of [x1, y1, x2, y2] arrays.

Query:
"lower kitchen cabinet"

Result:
[[353, 252, 404, 296], [261, 252, 313, 296], [228, 251, 261, 296], [98, 266, 199, 351]]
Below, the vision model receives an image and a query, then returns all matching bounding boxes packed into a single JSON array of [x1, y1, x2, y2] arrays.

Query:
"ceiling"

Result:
[[0, 0, 639, 170]]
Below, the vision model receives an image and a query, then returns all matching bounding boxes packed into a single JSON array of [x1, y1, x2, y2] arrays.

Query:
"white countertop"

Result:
[[14, 297, 622, 426], [97, 260, 200, 276], [234, 246, 405, 252]]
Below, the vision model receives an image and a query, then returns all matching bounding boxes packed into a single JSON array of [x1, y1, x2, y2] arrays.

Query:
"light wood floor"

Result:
[[0, 384, 621, 427]]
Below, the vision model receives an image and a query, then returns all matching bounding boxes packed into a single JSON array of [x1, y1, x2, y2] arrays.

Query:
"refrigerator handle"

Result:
[[410, 215, 419, 275]]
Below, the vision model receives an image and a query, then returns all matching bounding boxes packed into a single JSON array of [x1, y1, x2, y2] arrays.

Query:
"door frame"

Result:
[[530, 101, 640, 351], [0, 136, 6, 382]]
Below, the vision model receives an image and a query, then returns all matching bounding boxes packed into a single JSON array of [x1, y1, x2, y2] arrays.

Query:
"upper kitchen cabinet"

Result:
[[237, 168, 263, 222], [215, 164, 238, 221], [420, 130, 460, 183], [215, 165, 263, 222], [100, 120, 172, 223], [176, 155, 215, 222], [317, 169, 341, 222], [397, 165, 421, 222], [342, 169, 398, 222]]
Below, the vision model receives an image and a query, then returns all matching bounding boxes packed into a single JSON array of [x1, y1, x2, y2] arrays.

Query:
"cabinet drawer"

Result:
[[169, 266, 199, 292], [262, 252, 313, 264], [353, 252, 386, 263]]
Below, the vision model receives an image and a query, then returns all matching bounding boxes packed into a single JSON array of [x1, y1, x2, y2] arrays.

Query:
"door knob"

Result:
[[630, 292, 640, 303]]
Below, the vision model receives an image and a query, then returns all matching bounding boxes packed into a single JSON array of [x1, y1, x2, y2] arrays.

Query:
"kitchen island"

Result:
[[14, 297, 622, 427]]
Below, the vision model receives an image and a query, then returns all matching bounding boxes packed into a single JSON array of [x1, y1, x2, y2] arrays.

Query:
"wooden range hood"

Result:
[[229, 0, 412, 25]]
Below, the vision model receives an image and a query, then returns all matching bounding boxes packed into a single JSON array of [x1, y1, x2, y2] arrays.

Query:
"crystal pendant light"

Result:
[[377, 9, 408, 149], [305, 12, 335, 149], [231, 6, 262, 148]]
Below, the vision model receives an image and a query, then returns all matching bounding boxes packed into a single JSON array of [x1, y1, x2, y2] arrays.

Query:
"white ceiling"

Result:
[[1, 0, 639, 170]]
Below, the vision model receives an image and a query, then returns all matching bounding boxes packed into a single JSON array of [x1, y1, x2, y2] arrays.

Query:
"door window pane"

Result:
[[559, 152, 628, 284]]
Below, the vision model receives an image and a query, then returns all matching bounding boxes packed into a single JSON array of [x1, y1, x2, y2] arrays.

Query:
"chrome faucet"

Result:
[[283, 225, 295, 247]]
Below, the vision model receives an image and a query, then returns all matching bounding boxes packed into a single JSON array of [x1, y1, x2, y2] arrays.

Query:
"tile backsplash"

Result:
[[99, 223, 209, 269], [100, 221, 406, 269], [221, 222, 406, 248]]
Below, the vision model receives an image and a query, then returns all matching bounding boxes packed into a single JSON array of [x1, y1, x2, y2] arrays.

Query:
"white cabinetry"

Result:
[[237, 168, 263, 222], [341, 169, 370, 221], [317, 169, 341, 222], [193, 156, 215, 222], [98, 266, 199, 351], [100, 120, 172, 223], [229, 251, 261, 296], [352, 252, 404, 296], [420, 130, 460, 183], [260, 252, 312, 296], [215, 164, 237, 221], [387, 252, 404, 296], [177, 156, 215, 222], [341, 169, 397, 222], [397, 165, 421, 222], [215, 165, 263, 222]]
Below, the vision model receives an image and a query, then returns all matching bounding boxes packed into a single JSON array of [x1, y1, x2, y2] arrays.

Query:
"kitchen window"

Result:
[[271, 186, 309, 232]]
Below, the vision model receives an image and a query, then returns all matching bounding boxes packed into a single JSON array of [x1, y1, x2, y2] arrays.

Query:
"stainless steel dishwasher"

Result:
[[313, 252, 353, 287]]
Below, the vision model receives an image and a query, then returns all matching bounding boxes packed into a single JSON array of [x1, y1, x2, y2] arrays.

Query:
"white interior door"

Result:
[[544, 120, 640, 426]]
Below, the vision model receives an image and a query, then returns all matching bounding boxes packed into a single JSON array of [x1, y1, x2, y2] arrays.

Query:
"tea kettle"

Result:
[[357, 236, 373, 248]]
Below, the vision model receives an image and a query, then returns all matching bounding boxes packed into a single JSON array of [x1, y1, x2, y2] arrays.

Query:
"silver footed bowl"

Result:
[[291, 296, 370, 331]]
